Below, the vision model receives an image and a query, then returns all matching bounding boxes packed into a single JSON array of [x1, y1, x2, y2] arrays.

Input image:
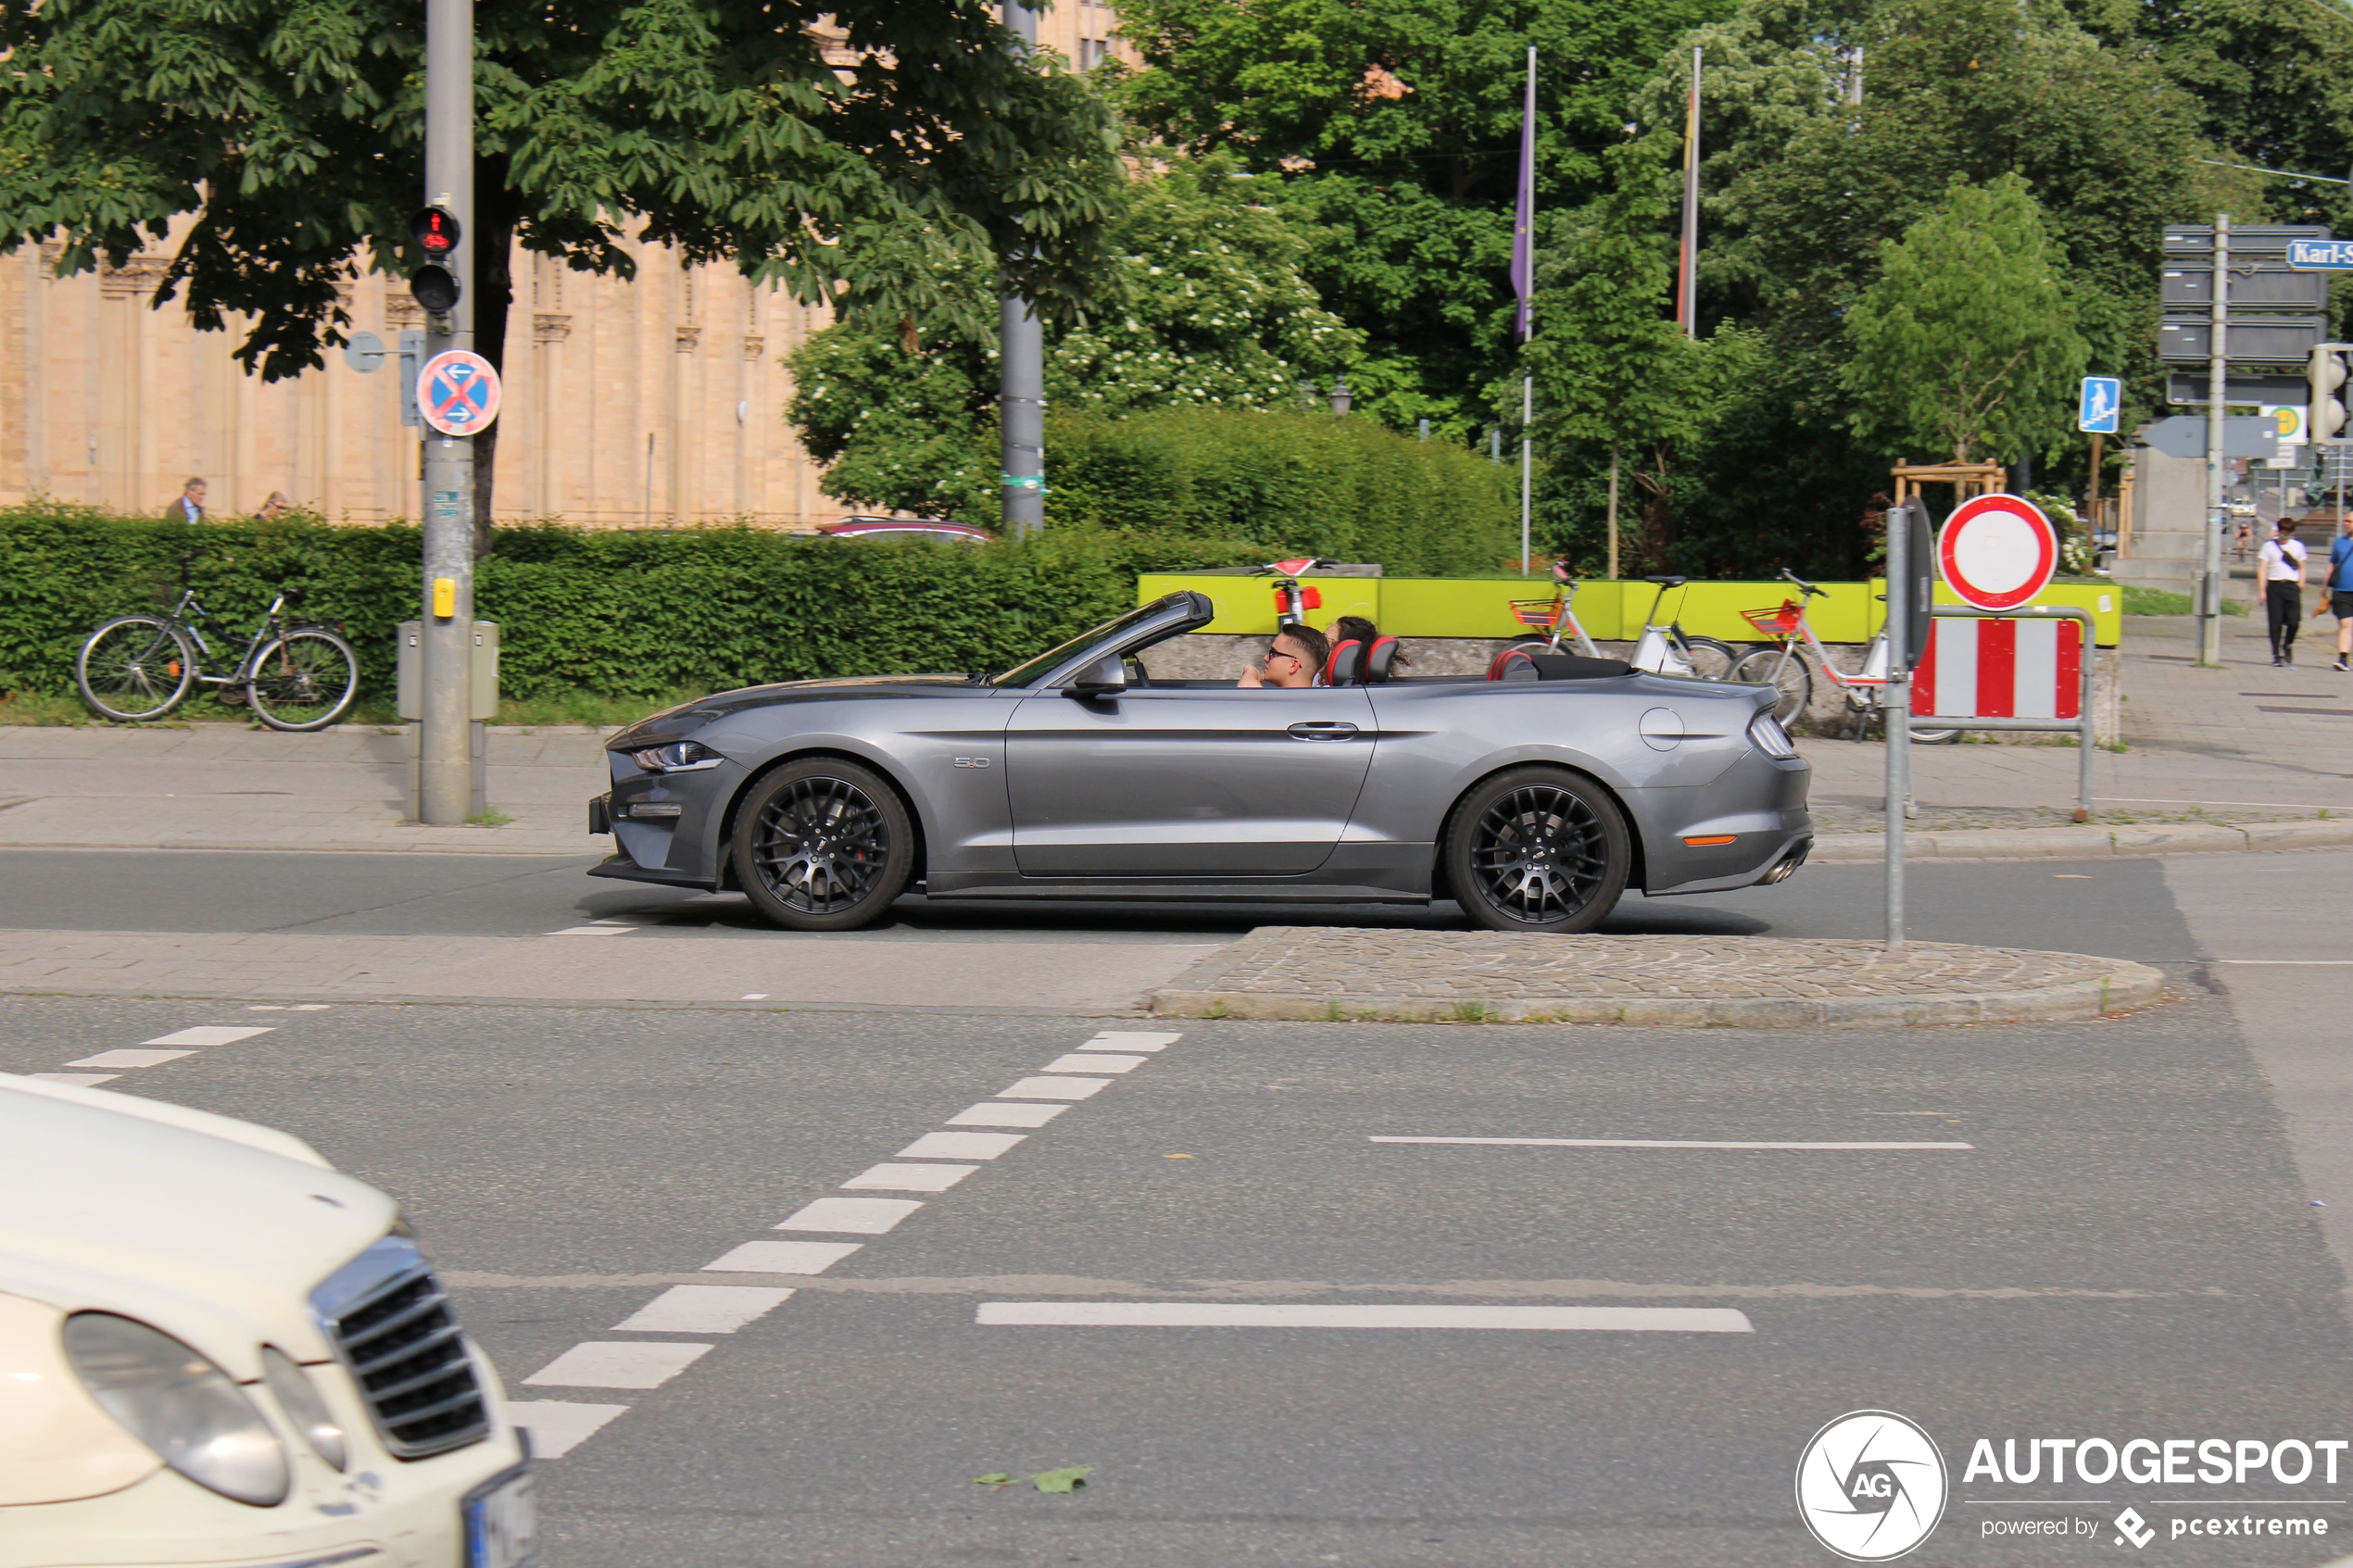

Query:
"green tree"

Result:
[[1116, 0, 1740, 433], [1839, 174, 2087, 465], [0, 0, 1125, 541], [787, 157, 1362, 521]]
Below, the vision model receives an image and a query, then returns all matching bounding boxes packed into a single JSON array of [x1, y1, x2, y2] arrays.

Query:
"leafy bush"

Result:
[[1044, 408, 1514, 574], [0, 504, 1268, 703]]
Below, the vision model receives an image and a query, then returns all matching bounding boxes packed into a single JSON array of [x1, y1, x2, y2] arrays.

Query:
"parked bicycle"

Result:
[[1505, 562, 1604, 659], [1728, 571, 1957, 743], [76, 582, 360, 731]]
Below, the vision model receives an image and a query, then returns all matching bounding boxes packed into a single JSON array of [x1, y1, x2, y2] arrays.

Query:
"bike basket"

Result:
[[1742, 601, 1804, 637], [1509, 599, 1564, 628]]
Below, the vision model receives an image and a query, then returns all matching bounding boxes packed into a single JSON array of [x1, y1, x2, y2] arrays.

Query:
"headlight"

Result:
[[63, 1313, 289, 1506], [260, 1347, 346, 1472], [630, 740, 724, 772], [1747, 708, 1799, 759]]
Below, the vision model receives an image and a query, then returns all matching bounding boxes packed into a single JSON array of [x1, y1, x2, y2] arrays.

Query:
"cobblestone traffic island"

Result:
[[1149, 929, 2166, 1027]]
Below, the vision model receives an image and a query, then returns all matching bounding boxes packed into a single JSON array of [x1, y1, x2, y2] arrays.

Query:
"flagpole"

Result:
[[1515, 44, 1536, 576]]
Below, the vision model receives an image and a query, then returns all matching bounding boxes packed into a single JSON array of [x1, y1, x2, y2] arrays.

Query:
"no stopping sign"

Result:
[[1937, 494, 2057, 612]]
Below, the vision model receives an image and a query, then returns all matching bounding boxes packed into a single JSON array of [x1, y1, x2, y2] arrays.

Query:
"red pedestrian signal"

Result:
[[409, 206, 461, 259]]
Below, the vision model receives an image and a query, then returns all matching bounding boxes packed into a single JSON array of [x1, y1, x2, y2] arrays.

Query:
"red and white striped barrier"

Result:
[[1912, 617, 2082, 721]]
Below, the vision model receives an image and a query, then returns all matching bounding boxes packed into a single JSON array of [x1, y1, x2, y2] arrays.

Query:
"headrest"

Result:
[[1364, 636, 1401, 684], [1487, 648, 1540, 682], [1325, 639, 1364, 686]]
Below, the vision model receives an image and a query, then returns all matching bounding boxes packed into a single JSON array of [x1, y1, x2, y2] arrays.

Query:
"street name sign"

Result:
[[2078, 376, 2121, 433], [2289, 238, 2353, 270], [418, 350, 501, 437], [1937, 494, 2057, 613]]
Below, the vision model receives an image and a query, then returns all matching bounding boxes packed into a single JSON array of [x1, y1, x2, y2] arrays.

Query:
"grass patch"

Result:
[[2121, 584, 2248, 616], [465, 808, 515, 827]]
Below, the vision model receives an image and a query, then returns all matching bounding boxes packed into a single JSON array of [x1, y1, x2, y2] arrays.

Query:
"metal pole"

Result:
[[1883, 499, 1912, 951], [419, 0, 475, 826], [998, 0, 1045, 539], [2077, 616, 2096, 822], [1519, 374, 1532, 574], [2199, 214, 2229, 667], [1605, 445, 1620, 580], [1677, 47, 1701, 339]]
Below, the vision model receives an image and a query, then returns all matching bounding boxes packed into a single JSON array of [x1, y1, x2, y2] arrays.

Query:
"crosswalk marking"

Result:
[[946, 1102, 1067, 1128], [701, 1240, 863, 1274], [522, 1341, 712, 1389], [841, 1161, 977, 1193], [612, 1286, 794, 1334], [774, 1197, 925, 1235]]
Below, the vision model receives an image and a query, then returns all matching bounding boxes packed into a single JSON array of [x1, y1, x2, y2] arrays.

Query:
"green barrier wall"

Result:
[[1134, 575, 2124, 646]]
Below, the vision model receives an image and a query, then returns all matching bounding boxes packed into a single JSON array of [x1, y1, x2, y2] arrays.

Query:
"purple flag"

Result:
[[1510, 48, 1535, 342]]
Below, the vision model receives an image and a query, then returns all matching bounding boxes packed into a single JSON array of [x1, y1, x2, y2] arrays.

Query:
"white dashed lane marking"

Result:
[[143, 1025, 273, 1047], [701, 1240, 863, 1274], [504, 1402, 627, 1459], [1042, 1052, 1144, 1073], [997, 1075, 1112, 1101], [613, 1286, 795, 1335], [523, 1341, 712, 1389], [841, 1161, 977, 1193], [897, 1131, 1026, 1160], [68, 1049, 195, 1069], [775, 1197, 925, 1235], [976, 1303, 1756, 1333], [28, 1073, 118, 1086], [1080, 1031, 1181, 1051], [946, 1102, 1066, 1128], [1371, 1137, 1976, 1152]]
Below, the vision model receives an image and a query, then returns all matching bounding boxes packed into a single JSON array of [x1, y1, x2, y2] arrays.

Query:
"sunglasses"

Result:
[[1264, 646, 1303, 665]]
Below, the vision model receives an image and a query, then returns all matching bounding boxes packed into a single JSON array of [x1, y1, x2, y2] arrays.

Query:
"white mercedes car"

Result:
[[0, 1073, 535, 1568]]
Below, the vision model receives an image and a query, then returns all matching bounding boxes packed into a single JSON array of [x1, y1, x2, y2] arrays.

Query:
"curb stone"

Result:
[[1148, 930, 2166, 1028], [1807, 817, 2353, 863]]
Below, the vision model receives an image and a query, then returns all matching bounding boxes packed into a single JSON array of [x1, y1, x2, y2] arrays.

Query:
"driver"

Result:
[[1238, 623, 1329, 688]]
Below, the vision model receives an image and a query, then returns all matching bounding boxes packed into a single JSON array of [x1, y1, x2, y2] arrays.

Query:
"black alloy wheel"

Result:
[[1444, 766, 1631, 935], [732, 758, 914, 932]]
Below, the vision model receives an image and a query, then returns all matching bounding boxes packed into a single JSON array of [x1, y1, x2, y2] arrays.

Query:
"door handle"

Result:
[[1287, 721, 1359, 740]]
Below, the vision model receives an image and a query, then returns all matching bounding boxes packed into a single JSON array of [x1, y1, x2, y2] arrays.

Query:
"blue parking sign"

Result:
[[2078, 376, 2121, 434]]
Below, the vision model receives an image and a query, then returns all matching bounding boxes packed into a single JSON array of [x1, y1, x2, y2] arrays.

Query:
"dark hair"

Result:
[[1277, 621, 1331, 675], [1327, 614, 1407, 668]]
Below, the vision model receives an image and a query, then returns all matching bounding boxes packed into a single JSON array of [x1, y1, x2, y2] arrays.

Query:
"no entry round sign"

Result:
[[1936, 493, 2057, 612]]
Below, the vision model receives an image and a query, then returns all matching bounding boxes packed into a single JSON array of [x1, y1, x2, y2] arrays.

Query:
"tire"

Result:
[[1443, 766, 1632, 935], [1680, 635, 1740, 681], [246, 628, 360, 731], [76, 617, 195, 721], [1730, 646, 1813, 724], [732, 757, 914, 932]]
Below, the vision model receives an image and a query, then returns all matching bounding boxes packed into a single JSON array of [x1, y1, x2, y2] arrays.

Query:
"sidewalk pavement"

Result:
[[0, 611, 2342, 860]]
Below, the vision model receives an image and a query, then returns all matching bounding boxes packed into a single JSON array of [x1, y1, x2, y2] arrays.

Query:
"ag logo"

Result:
[[1795, 1410, 1948, 1561]]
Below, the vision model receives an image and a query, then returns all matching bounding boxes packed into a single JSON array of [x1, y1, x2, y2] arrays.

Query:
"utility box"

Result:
[[396, 621, 499, 721]]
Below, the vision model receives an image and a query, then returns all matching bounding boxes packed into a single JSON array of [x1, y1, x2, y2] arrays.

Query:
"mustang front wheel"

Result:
[[1444, 767, 1631, 935], [733, 758, 913, 932]]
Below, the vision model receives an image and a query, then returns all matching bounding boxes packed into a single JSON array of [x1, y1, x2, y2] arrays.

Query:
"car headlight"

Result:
[[630, 740, 724, 772], [1748, 708, 1799, 759], [260, 1347, 346, 1472], [63, 1313, 290, 1506]]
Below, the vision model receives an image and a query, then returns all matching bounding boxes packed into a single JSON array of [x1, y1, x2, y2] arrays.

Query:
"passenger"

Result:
[[1239, 622, 1329, 688], [1328, 615, 1408, 671]]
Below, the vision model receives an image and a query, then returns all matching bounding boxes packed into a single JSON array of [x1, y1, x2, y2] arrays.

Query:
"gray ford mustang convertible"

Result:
[[589, 591, 1812, 934]]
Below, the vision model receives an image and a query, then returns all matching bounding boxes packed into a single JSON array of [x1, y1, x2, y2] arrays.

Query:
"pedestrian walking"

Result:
[[2259, 518, 2309, 667], [163, 477, 206, 523], [252, 491, 290, 521], [2315, 509, 2353, 672]]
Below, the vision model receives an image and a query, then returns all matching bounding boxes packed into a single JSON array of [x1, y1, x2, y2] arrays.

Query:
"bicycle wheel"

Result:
[[245, 628, 359, 732], [1730, 646, 1813, 723], [76, 617, 196, 721], [1680, 635, 1741, 682]]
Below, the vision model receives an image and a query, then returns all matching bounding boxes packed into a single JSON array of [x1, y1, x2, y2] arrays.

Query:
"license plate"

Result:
[[464, 1466, 540, 1568]]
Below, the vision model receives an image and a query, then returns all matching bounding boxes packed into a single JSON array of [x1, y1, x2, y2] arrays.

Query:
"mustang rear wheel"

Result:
[[1443, 767, 1631, 935], [733, 758, 913, 932]]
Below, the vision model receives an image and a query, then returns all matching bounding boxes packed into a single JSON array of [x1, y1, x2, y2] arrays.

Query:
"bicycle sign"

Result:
[[417, 350, 501, 436]]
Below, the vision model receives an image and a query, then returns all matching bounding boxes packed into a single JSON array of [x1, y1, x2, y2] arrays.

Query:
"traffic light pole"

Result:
[[420, 0, 475, 823], [2198, 214, 2228, 668]]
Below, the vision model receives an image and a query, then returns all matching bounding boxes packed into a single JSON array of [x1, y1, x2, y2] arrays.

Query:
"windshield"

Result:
[[988, 596, 1189, 687]]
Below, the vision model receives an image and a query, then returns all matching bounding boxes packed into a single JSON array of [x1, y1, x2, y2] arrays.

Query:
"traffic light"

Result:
[[408, 205, 461, 316], [2309, 343, 2349, 445]]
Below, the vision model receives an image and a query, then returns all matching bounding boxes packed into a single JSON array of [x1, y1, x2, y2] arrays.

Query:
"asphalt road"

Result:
[[5, 848, 2349, 1566]]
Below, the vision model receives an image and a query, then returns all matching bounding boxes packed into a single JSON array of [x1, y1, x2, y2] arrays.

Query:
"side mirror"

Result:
[[1066, 654, 1126, 698]]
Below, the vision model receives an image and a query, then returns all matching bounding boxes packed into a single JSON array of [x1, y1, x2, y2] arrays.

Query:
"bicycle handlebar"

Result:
[[1777, 568, 1827, 599]]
